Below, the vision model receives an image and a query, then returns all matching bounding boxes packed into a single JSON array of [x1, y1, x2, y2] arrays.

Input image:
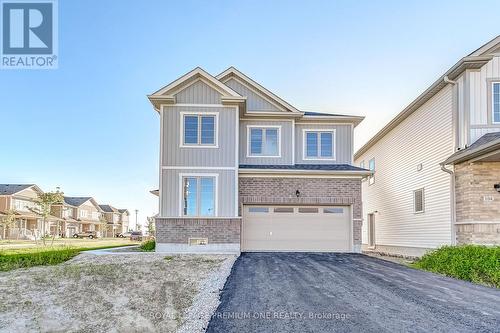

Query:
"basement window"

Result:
[[188, 238, 208, 246], [413, 188, 425, 214]]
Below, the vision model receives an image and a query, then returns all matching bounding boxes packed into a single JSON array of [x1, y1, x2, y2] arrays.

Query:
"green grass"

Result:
[[0, 244, 136, 272], [411, 245, 500, 288], [139, 239, 156, 252]]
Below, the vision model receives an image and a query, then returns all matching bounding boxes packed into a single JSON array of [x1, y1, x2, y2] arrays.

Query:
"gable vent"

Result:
[[413, 188, 425, 213]]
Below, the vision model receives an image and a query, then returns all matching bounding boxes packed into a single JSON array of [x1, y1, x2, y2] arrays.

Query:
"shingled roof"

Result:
[[64, 197, 93, 207], [239, 164, 369, 172], [0, 184, 36, 195], [443, 132, 500, 165], [99, 204, 119, 213]]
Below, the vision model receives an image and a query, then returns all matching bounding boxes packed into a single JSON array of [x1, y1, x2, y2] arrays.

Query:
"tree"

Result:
[[0, 209, 17, 240], [146, 216, 155, 237], [29, 188, 64, 246]]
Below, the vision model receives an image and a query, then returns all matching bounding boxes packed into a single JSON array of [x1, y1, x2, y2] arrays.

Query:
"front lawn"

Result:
[[0, 239, 139, 271], [411, 245, 500, 288]]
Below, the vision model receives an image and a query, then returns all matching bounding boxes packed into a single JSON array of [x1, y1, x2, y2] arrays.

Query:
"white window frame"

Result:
[[79, 209, 88, 218], [246, 125, 281, 158], [179, 112, 219, 148], [359, 160, 365, 169], [368, 158, 375, 185], [302, 129, 336, 161], [178, 173, 219, 217], [492, 82, 500, 124], [413, 188, 425, 214]]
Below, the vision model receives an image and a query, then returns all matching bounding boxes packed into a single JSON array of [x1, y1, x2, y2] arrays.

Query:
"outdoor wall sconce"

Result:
[[494, 183, 500, 193], [295, 190, 301, 197]]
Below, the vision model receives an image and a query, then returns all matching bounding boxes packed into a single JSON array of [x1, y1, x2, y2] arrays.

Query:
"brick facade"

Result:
[[156, 176, 363, 250], [239, 177, 363, 247], [155, 218, 241, 244], [454, 161, 500, 245]]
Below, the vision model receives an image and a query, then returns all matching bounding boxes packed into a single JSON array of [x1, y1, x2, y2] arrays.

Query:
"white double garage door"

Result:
[[242, 205, 352, 252]]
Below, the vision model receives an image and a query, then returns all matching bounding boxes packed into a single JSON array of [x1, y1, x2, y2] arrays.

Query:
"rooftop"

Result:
[[0, 184, 34, 195]]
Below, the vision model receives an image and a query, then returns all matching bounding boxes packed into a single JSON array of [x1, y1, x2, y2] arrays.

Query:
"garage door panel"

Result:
[[242, 205, 351, 252]]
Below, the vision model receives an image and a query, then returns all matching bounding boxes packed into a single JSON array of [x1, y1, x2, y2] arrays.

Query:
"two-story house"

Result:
[[118, 209, 130, 233], [0, 184, 62, 239], [63, 197, 103, 233], [148, 67, 369, 253], [99, 205, 122, 236], [51, 197, 80, 237], [354, 36, 500, 257]]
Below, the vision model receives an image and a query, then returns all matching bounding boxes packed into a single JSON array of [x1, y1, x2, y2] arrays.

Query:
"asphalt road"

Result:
[[206, 252, 500, 333]]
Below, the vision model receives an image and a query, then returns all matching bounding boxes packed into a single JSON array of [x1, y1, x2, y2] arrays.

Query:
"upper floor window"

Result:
[[92, 211, 100, 220], [368, 158, 375, 185], [79, 209, 88, 218], [181, 113, 217, 147], [13, 199, 37, 212], [303, 130, 335, 159], [247, 126, 280, 157], [360, 160, 365, 169], [182, 175, 216, 216], [493, 82, 500, 123]]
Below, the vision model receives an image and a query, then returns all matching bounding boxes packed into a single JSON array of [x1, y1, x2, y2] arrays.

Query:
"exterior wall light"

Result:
[[295, 190, 300, 198]]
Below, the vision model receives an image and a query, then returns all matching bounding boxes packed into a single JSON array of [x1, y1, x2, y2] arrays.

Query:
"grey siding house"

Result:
[[148, 67, 369, 253]]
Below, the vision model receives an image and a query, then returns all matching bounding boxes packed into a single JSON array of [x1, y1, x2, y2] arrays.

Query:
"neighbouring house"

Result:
[[51, 197, 80, 237], [148, 67, 370, 253], [0, 184, 62, 239], [118, 209, 130, 233], [99, 205, 126, 236], [63, 197, 103, 234], [354, 35, 500, 257]]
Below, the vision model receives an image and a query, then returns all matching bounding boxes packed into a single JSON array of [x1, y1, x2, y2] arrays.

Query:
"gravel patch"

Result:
[[177, 255, 237, 333], [0, 252, 234, 333]]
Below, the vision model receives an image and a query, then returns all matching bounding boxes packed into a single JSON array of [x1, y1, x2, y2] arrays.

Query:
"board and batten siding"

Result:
[[239, 120, 293, 165], [224, 78, 280, 112], [174, 80, 222, 104], [355, 85, 455, 249], [468, 56, 500, 143], [162, 105, 237, 167], [295, 123, 353, 164], [160, 169, 236, 217]]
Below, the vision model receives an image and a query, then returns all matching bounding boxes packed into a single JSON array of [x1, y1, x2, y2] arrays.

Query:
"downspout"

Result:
[[442, 75, 457, 245], [440, 163, 456, 245]]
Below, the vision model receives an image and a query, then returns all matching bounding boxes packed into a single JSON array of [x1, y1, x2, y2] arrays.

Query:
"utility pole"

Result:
[[135, 209, 138, 231]]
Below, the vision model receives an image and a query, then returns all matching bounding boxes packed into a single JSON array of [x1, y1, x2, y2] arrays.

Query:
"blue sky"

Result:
[[1, 0, 499, 227]]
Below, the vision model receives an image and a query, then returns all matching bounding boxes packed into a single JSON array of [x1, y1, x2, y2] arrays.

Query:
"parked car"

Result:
[[73, 231, 97, 239], [116, 232, 132, 238], [130, 231, 143, 241]]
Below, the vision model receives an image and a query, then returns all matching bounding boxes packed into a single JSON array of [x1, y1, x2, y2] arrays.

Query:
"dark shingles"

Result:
[[0, 184, 34, 195], [303, 111, 350, 117], [99, 204, 118, 213], [444, 131, 500, 163], [64, 197, 92, 207], [239, 164, 368, 171]]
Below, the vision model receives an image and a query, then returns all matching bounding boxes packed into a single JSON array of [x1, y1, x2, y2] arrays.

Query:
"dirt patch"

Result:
[[362, 251, 416, 265], [0, 253, 233, 333]]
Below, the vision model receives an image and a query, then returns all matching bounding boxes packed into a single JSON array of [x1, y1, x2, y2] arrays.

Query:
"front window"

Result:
[[182, 176, 215, 216], [183, 114, 216, 146], [249, 127, 279, 156], [79, 209, 88, 218], [304, 131, 334, 159], [493, 83, 500, 123], [369, 158, 375, 185]]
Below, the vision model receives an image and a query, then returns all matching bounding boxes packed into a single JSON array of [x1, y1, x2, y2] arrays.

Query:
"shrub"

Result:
[[411, 245, 500, 288], [139, 239, 155, 252], [0, 247, 80, 271]]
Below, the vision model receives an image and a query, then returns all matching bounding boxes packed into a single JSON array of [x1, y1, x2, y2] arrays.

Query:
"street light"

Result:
[[135, 209, 138, 231]]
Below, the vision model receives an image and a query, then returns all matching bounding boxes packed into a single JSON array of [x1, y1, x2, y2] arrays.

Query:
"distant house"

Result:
[[354, 36, 500, 257], [99, 205, 129, 236], [0, 184, 62, 239], [118, 209, 130, 233]]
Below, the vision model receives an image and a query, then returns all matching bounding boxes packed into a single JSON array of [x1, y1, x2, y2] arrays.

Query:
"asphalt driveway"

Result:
[[206, 253, 500, 333]]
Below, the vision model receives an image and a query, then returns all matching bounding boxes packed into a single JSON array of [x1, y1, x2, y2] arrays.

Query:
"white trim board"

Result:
[[162, 166, 236, 170]]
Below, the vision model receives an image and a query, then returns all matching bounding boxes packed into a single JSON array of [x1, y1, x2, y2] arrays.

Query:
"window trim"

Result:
[[178, 173, 218, 217], [179, 112, 219, 148], [413, 188, 425, 214], [246, 125, 281, 158], [301, 129, 336, 161], [491, 81, 500, 124]]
